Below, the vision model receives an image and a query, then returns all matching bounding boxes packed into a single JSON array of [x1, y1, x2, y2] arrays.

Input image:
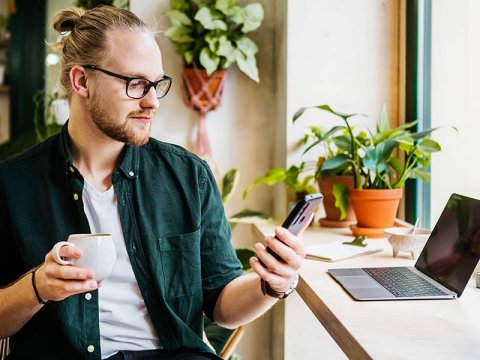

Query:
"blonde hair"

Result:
[[49, 6, 150, 99]]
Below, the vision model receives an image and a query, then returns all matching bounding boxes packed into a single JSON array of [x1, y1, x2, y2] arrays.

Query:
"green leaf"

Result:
[[165, 10, 192, 27], [343, 236, 367, 247], [417, 138, 441, 153], [376, 103, 391, 133], [235, 247, 256, 271], [236, 51, 259, 82], [332, 183, 349, 220], [321, 154, 351, 172], [241, 3, 264, 32], [217, 36, 235, 58], [195, 7, 227, 30], [171, 0, 191, 12], [229, 209, 272, 223], [164, 26, 193, 43], [410, 167, 431, 182], [221, 168, 240, 205], [236, 37, 258, 56], [199, 48, 220, 75], [216, 0, 239, 16]]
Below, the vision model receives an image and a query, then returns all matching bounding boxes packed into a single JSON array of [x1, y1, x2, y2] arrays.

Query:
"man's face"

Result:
[[87, 29, 164, 146]]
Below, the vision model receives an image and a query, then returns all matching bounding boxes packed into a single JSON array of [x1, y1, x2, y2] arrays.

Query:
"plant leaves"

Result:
[[199, 48, 220, 75], [332, 183, 349, 220], [236, 51, 259, 82], [241, 3, 264, 32], [321, 154, 350, 171], [343, 236, 367, 247], [222, 168, 240, 205], [417, 138, 441, 153], [229, 209, 272, 223], [165, 10, 192, 27], [195, 7, 227, 30], [234, 247, 256, 271], [215, 0, 238, 15], [376, 103, 391, 133], [164, 26, 193, 43], [236, 37, 258, 56]]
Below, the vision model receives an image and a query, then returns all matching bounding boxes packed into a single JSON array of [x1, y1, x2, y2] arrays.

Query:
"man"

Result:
[[0, 6, 305, 360]]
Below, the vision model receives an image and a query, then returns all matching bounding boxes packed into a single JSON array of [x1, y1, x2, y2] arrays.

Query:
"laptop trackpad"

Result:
[[337, 275, 382, 289]]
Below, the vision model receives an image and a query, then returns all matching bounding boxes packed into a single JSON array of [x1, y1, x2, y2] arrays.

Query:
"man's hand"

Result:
[[35, 244, 99, 302], [250, 226, 306, 293]]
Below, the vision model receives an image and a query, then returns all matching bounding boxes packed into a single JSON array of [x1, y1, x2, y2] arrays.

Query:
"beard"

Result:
[[87, 93, 151, 146]]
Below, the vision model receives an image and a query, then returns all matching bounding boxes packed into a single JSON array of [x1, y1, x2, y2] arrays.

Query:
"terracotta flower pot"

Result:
[[349, 188, 403, 229], [181, 67, 226, 113], [318, 176, 356, 227]]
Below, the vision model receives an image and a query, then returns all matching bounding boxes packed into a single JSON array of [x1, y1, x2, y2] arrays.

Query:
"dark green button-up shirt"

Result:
[[0, 124, 243, 359]]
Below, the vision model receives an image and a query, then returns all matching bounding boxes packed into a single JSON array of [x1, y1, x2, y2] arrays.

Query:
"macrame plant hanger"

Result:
[[181, 65, 226, 160]]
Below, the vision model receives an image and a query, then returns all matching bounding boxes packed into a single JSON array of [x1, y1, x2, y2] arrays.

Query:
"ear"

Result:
[[69, 65, 90, 98]]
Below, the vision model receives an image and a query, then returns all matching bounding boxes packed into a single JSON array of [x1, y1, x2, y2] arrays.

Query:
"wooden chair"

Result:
[[0, 338, 9, 360], [219, 326, 245, 359], [0, 326, 244, 360]]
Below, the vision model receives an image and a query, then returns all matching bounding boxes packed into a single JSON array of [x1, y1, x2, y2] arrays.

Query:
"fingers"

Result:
[[249, 257, 290, 291], [274, 226, 307, 258], [38, 251, 98, 302], [250, 226, 307, 293]]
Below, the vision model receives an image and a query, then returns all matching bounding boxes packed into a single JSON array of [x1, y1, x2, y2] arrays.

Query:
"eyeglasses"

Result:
[[83, 65, 172, 99]]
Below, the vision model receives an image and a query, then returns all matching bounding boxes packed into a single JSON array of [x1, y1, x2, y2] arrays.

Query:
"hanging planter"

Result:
[[165, 0, 264, 159], [181, 67, 226, 113]]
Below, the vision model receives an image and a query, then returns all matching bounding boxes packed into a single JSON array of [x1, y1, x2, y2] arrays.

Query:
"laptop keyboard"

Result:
[[363, 267, 449, 297]]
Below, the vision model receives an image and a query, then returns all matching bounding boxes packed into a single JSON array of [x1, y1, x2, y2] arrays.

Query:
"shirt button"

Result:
[[73, 193, 79, 201], [69, 166, 75, 173], [87, 345, 94, 353], [132, 245, 136, 252], [128, 171, 134, 177], [85, 293, 92, 300]]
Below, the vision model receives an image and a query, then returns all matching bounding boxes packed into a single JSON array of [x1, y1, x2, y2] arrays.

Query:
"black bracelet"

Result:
[[31, 268, 48, 305]]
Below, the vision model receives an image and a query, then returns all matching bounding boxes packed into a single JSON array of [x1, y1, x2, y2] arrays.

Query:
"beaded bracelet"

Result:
[[31, 267, 48, 305]]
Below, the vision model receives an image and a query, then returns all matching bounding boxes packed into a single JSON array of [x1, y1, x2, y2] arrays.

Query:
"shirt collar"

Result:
[[59, 121, 140, 180]]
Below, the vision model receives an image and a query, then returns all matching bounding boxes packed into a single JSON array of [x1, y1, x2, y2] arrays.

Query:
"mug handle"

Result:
[[51, 241, 74, 265]]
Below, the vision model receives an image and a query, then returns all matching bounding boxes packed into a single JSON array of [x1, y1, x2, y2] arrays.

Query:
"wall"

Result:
[[430, 0, 480, 223]]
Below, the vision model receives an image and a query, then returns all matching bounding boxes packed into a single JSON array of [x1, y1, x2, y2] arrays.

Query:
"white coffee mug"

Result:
[[51, 233, 117, 281]]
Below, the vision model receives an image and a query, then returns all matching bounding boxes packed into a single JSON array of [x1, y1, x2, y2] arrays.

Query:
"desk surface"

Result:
[[254, 222, 480, 360]]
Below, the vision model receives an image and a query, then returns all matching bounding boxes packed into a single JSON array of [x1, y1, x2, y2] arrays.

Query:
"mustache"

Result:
[[128, 110, 155, 117]]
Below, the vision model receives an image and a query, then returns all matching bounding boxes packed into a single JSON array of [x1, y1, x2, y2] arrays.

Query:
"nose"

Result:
[[140, 86, 160, 110]]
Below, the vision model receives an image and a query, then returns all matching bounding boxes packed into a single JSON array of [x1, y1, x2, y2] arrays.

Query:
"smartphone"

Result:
[[265, 193, 323, 262]]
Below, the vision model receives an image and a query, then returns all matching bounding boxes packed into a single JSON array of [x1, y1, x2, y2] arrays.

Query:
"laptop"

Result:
[[328, 193, 480, 300]]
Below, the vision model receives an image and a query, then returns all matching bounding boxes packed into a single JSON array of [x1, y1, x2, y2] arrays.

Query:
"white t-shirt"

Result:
[[82, 180, 161, 358]]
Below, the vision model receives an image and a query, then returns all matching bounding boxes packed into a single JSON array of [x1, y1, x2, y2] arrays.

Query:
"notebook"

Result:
[[328, 193, 480, 300], [306, 241, 383, 262]]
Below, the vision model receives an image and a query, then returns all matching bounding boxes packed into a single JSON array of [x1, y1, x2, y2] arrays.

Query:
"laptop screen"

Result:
[[415, 193, 480, 296]]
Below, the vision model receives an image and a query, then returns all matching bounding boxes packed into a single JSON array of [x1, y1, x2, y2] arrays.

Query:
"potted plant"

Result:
[[242, 162, 317, 210], [165, 0, 264, 159], [294, 104, 455, 237], [292, 121, 369, 227]]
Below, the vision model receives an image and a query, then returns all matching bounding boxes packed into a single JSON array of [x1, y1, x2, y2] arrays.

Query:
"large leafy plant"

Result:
[[242, 162, 317, 201], [165, 0, 264, 82], [293, 104, 455, 190]]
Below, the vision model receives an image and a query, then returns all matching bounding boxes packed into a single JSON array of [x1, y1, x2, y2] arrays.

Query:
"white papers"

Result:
[[306, 242, 383, 262]]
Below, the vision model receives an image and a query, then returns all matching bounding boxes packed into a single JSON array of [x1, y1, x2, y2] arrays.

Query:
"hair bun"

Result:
[[53, 8, 86, 33]]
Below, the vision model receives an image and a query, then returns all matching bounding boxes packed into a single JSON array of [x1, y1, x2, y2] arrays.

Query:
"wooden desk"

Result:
[[254, 222, 480, 360]]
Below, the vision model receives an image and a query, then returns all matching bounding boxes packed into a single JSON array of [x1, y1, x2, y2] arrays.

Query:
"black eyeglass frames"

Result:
[[83, 65, 172, 100]]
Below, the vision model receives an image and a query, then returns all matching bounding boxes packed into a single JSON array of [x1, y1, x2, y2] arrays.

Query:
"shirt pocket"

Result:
[[158, 228, 202, 298]]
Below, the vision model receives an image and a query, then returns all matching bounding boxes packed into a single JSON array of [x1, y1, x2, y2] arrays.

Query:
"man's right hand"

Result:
[[35, 244, 99, 302]]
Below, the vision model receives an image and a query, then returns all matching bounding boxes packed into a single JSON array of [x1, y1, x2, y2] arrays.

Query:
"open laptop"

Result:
[[328, 193, 480, 300]]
